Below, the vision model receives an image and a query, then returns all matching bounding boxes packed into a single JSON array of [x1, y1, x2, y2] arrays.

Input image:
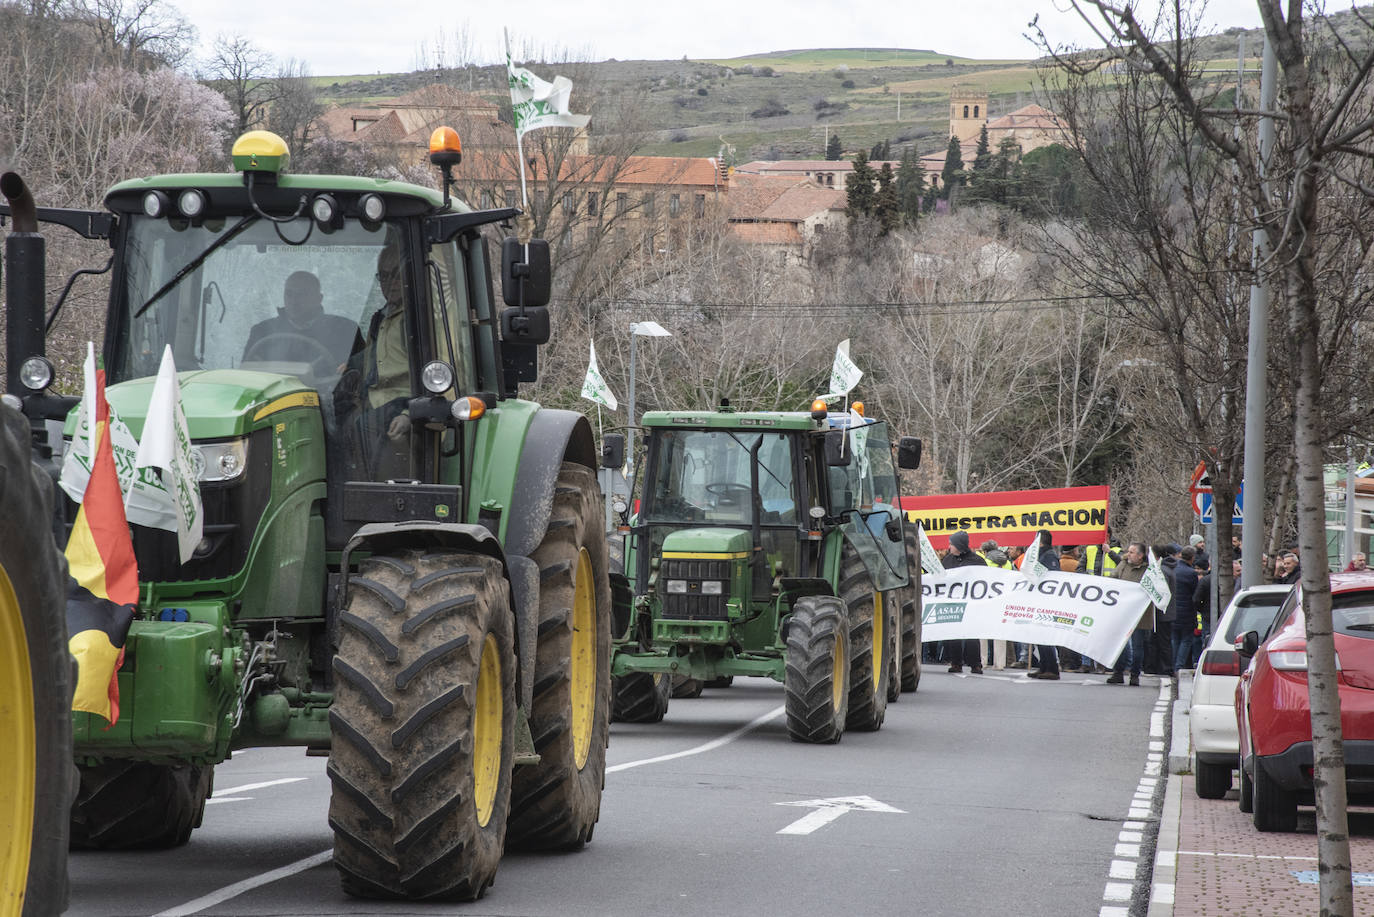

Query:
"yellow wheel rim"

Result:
[[0, 565, 35, 904], [831, 631, 845, 712], [473, 633, 502, 828], [872, 593, 884, 691], [570, 547, 596, 770]]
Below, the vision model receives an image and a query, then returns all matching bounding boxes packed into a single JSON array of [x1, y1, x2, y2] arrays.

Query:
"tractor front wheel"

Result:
[[611, 672, 670, 723], [506, 463, 612, 850], [899, 527, 922, 693], [69, 761, 212, 849], [841, 545, 890, 731], [329, 551, 515, 900], [783, 596, 849, 743]]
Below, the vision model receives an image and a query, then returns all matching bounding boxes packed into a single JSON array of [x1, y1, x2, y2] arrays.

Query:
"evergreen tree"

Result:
[[971, 125, 992, 174], [869, 139, 891, 161], [825, 131, 843, 161], [894, 146, 925, 226], [939, 136, 965, 201], [983, 137, 1020, 206], [874, 162, 898, 235], [846, 149, 876, 220]]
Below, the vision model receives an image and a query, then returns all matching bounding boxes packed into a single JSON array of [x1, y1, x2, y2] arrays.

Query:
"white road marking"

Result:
[[1152, 882, 1175, 904], [607, 704, 785, 773], [150, 850, 333, 917], [1104, 882, 1133, 901], [1100, 907, 1129, 917], [212, 778, 307, 797], [1110, 860, 1136, 879], [774, 795, 905, 835]]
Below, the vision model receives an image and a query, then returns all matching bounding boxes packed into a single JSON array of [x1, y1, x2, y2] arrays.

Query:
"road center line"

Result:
[[150, 850, 333, 917], [607, 704, 786, 773]]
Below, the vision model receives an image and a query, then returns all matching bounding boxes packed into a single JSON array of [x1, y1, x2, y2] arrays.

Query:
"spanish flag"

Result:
[[65, 347, 137, 724]]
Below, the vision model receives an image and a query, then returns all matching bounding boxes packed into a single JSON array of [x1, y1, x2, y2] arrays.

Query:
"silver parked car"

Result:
[[1189, 584, 1292, 798]]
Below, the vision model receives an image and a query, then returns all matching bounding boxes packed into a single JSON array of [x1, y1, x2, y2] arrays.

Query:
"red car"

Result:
[[1234, 571, 1374, 831]]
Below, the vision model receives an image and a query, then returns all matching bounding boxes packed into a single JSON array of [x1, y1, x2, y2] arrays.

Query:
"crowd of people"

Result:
[[919, 528, 1353, 684]]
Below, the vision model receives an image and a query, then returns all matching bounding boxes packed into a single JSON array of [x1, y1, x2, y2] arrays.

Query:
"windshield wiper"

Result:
[[134, 214, 257, 318]]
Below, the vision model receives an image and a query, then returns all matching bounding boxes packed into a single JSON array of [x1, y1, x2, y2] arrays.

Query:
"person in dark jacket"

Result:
[[1275, 551, 1301, 585], [1028, 529, 1062, 680], [1188, 533, 1210, 573], [1193, 559, 1213, 667], [1107, 543, 1151, 685], [1171, 546, 1200, 673], [942, 530, 987, 674]]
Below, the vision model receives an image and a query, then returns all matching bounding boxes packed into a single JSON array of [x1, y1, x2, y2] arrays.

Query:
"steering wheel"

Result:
[[243, 332, 337, 375], [705, 482, 753, 503]]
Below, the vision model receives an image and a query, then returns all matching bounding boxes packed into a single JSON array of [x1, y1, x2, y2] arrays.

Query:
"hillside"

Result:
[[315, 7, 1373, 164]]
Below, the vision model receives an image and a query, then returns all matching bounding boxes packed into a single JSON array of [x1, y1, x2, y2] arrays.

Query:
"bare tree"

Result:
[[203, 33, 277, 137], [267, 58, 322, 158], [67, 0, 195, 68], [1037, 4, 1374, 913]]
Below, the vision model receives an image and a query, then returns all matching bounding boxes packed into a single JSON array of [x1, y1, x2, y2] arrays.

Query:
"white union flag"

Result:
[[135, 346, 203, 563], [828, 339, 863, 397], [507, 49, 591, 137], [580, 341, 618, 411]]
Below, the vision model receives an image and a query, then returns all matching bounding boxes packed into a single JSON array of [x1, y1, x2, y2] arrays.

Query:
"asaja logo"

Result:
[[923, 601, 966, 625]]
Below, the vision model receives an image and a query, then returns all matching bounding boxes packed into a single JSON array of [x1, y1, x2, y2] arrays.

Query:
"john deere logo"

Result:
[[435, 504, 450, 519]]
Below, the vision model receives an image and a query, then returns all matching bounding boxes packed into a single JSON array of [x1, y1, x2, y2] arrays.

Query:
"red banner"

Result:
[[898, 485, 1110, 550]]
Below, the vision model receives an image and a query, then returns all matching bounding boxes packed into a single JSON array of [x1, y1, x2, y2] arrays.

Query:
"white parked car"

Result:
[[1189, 584, 1292, 798]]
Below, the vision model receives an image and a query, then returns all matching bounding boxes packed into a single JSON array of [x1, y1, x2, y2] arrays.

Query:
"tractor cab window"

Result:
[[110, 214, 422, 526], [826, 420, 907, 591], [643, 429, 797, 526]]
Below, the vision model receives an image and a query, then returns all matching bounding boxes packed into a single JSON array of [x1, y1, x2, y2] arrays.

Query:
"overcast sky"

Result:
[[168, 0, 1268, 76]]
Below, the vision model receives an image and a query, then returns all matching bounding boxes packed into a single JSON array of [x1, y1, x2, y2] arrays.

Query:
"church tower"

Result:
[[949, 87, 989, 143]]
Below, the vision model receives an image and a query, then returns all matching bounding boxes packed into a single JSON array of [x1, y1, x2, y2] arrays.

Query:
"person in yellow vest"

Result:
[[1083, 540, 1121, 576]]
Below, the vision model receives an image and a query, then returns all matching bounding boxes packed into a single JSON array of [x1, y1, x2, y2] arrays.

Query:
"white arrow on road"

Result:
[[775, 795, 905, 835]]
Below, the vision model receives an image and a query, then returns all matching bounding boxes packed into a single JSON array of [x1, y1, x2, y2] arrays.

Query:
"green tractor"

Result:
[[0, 128, 614, 901], [608, 402, 923, 742]]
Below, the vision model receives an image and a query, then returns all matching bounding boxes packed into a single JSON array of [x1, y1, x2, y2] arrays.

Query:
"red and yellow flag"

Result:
[[65, 357, 137, 724]]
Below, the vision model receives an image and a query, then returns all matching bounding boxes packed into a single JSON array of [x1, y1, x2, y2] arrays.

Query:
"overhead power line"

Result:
[[561, 293, 1110, 317]]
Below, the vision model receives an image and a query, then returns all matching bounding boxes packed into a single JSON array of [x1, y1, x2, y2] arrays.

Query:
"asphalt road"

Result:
[[66, 669, 1167, 916]]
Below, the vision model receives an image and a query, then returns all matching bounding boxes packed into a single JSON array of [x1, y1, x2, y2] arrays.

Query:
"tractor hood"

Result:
[[661, 528, 753, 557], [65, 370, 316, 441]]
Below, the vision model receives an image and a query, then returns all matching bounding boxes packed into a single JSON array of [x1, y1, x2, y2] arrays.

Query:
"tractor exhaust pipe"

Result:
[[2, 171, 47, 397]]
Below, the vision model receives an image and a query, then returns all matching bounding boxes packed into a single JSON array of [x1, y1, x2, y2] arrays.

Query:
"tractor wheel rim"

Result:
[[571, 547, 596, 770], [831, 631, 844, 712], [473, 633, 502, 828], [872, 593, 883, 691], [0, 565, 35, 898]]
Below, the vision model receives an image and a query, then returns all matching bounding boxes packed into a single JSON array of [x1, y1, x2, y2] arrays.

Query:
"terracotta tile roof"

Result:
[[986, 103, 1066, 133], [726, 173, 800, 219], [316, 83, 506, 146], [736, 159, 900, 175], [759, 184, 845, 222], [354, 110, 408, 144], [459, 151, 725, 188]]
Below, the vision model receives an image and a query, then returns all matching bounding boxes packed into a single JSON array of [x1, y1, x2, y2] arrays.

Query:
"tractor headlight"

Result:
[[700, 581, 724, 595], [360, 193, 386, 222], [178, 189, 207, 219], [665, 580, 687, 594], [311, 193, 338, 224], [18, 356, 54, 392], [142, 191, 171, 218], [421, 360, 454, 394], [194, 438, 248, 482]]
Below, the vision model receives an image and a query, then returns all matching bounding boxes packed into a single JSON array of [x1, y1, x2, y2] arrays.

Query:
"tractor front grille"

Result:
[[659, 558, 730, 621]]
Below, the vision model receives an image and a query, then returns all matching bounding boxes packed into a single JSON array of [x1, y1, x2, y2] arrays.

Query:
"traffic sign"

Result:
[[1199, 485, 1243, 524]]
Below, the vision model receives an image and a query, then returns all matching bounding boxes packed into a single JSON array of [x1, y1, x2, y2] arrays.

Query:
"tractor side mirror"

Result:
[[898, 436, 923, 470], [501, 237, 551, 307], [885, 518, 903, 542], [500, 306, 550, 345], [601, 433, 625, 470], [824, 430, 850, 467], [1234, 630, 1259, 659]]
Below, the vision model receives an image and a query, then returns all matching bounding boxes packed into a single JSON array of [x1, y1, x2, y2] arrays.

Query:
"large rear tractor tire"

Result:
[[329, 551, 515, 900], [899, 527, 922, 693], [841, 545, 890, 731], [506, 463, 612, 850], [783, 596, 850, 744], [69, 761, 212, 849], [885, 589, 902, 703], [0, 404, 73, 915], [611, 672, 670, 723]]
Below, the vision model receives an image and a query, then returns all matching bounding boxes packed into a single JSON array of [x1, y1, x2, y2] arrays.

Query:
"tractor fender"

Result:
[[503, 408, 596, 559], [340, 521, 531, 704]]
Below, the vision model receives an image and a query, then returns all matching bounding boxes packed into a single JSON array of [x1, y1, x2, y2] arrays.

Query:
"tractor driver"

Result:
[[242, 270, 364, 375]]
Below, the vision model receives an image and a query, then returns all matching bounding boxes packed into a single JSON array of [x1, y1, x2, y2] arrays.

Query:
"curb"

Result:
[[1150, 671, 1190, 917]]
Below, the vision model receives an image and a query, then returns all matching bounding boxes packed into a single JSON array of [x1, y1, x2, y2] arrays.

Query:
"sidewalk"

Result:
[[1156, 672, 1374, 916]]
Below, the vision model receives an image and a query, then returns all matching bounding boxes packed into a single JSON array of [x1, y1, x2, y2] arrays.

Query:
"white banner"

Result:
[[135, 346, 203, 563], [920, 566, 1150, 664]]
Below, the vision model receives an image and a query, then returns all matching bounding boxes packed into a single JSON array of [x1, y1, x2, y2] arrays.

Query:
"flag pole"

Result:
[[505, 29, 530, 209]]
